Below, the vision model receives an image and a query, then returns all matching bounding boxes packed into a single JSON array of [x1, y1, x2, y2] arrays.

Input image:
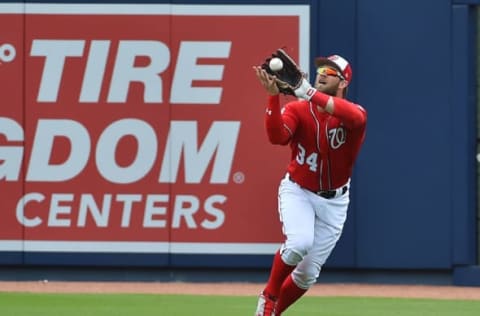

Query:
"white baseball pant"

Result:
[[277, 173, 350, 289]]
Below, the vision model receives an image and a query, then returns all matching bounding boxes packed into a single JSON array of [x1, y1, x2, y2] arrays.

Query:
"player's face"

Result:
[[314, 67, 343, 96]]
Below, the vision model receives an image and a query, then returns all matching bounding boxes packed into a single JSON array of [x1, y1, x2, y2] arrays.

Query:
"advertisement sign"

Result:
[[0, 3, 310, 262]]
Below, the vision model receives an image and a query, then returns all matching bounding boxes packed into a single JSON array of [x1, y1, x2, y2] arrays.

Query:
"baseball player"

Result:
[[252, 51, 367, 316]]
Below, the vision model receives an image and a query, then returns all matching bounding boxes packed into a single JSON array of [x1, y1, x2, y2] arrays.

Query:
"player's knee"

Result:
[[292, 264, 322, 289], [288, 238, 314, 257], [281, 234, 314, 265], [280, 248, 304, 266]]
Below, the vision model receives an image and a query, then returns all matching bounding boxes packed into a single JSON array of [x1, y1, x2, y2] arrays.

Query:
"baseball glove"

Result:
[[261, 48, 305, 96]]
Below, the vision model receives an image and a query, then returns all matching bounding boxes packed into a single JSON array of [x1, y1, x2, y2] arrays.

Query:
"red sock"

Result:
[[263, 250, 295, 298], [276, 274, 308, 314]]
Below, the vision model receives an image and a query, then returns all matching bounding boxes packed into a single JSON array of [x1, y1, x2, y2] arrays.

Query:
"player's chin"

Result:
[[315, 84, 336, 96]]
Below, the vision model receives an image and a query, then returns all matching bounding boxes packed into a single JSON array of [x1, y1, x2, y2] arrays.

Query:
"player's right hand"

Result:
[[253, 66, 280, 96]]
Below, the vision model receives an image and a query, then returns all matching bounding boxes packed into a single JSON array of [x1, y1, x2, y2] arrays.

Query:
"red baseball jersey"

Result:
[[265, 93, 367, 191]]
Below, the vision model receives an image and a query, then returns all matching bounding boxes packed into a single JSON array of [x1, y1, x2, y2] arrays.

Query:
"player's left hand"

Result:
[[260, 48, 307, 96]]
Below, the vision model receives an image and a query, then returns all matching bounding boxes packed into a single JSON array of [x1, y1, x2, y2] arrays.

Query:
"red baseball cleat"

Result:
[[255, 291, 277, 316]]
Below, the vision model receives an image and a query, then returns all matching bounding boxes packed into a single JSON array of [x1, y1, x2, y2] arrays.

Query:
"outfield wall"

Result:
[[0, 0, 478, 284]]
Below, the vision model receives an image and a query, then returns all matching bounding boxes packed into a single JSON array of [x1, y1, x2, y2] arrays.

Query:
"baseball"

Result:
[[269, 57, 283, 71]]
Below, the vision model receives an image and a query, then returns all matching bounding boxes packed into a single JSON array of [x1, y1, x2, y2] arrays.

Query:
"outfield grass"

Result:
[[0, 293, 479, 316]]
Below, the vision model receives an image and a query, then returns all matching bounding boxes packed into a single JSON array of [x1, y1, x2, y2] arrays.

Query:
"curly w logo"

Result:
[[328, 127, 346, 149]]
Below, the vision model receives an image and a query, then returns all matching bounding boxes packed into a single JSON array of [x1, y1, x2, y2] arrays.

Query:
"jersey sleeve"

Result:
[[332, 98, 367, 129], [310, 92, 367, 129], [264, 95, 298, 145]]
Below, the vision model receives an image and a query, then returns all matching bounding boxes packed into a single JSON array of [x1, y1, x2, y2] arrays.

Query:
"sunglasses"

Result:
[[317, 67, 345, 80]]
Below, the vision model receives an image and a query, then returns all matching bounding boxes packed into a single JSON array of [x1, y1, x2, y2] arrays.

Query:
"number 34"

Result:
[[295, 144, 318, 172]]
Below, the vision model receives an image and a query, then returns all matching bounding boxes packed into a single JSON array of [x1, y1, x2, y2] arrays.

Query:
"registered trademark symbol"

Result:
[[0, 43, 16, 63], [232, 172, 245, 184]]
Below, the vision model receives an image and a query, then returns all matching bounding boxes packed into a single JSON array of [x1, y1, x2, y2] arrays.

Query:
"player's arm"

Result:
[[310, 93, 366, 129], [264, 95, 294, 145], [254, 66, 295, 145], [293, 78, 366, 128]]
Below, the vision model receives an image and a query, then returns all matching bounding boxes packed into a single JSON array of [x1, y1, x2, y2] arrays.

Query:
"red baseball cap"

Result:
[[315, 55, 352, 83]]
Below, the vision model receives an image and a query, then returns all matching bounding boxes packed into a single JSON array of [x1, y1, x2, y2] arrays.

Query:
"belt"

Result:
[[287, 175, 348, 199]]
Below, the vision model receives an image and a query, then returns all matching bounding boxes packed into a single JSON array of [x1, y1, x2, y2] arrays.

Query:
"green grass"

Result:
[[0, 293, 479, 316]]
